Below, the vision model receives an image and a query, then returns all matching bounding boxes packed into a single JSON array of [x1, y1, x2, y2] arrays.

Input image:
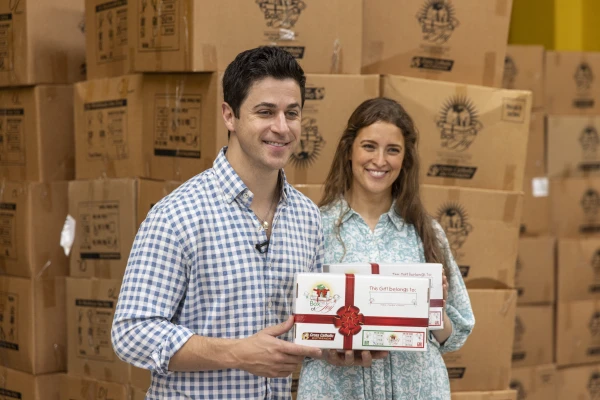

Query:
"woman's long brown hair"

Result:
[[319, 97, 449, 275]]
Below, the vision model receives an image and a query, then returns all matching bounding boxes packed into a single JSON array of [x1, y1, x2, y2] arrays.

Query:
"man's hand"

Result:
[[230, 316, 323, 378], [322, 349, 389, 368]]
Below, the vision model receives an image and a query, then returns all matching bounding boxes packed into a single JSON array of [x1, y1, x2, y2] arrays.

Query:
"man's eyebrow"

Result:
[[252, 102, 277, 109], [286, 102, 301, 109]]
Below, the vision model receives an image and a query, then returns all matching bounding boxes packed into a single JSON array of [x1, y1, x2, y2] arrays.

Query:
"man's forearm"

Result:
[[168, 335, 241, 372]]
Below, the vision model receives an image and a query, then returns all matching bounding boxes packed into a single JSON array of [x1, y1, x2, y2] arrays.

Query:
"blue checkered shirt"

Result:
[[111, 148, 324, 399]]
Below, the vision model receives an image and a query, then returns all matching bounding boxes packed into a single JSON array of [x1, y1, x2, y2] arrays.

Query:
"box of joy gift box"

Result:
[[293, 273, 430, 351], [323, 262, 444, 330]]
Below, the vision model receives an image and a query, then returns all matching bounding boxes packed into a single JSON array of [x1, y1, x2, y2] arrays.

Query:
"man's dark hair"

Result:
[[223, 46, 306, 122]]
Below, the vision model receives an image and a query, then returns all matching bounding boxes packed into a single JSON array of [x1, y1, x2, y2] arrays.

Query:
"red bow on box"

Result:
[[295, 274, 428, 350]]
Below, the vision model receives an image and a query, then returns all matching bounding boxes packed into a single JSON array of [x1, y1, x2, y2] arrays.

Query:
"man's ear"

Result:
[[222, 102, 236, 133]]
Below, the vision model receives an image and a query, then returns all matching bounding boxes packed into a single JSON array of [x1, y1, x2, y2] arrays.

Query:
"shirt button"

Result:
[[243, 193, 249, 199], [268, 301, 274, 308], [268, 262, 272, 268]]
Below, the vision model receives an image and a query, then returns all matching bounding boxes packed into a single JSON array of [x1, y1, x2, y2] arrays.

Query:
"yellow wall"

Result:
[[509, 0, 600, 51]]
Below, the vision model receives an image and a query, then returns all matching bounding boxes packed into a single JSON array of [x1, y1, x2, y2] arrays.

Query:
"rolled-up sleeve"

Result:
[[111, 208, 195, 375], [432, 220, 475, 354]]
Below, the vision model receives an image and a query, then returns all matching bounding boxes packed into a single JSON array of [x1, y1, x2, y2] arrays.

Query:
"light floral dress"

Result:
[[298, 200, 475, 400]]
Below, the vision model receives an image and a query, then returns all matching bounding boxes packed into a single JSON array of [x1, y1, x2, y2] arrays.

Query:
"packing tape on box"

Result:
[[42, 277, 56, 308], [503, 192, 518, 223], [496, 0, 510, 16], [499, 289, 517, 316], [483, 52, 497, 88], [330, 39, 341, 74], [503, 165, 517, 191]]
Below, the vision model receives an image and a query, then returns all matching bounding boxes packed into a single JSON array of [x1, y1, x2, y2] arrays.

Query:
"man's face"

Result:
[[223, 77, 302, 173]]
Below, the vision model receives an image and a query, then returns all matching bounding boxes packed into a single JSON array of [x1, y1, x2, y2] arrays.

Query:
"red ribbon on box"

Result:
[[369, 263, 444, 308], [294, 274, 429, 350]]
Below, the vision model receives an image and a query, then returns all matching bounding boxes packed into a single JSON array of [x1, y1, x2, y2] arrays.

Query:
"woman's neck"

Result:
[[346, 187, 393, 229]]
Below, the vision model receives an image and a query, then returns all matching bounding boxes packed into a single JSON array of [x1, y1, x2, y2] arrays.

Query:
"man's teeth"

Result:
[[266, 141, 285, 147]]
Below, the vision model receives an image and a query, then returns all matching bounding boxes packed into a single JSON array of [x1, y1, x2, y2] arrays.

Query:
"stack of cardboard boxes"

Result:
[[0, 0, 85, 398], [502, 45, 559, 400], [545, 50, 600, 399]]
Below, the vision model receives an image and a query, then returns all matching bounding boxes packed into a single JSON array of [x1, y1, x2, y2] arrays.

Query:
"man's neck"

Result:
[[225, 146, 280, 205]]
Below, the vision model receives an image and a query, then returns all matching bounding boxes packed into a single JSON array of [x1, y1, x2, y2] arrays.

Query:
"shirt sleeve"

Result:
[[430, 220, 476, 354], [111, 207, 195, 376]]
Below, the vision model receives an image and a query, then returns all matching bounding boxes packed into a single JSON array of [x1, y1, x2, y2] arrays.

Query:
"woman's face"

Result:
[[350, 121, 405, 199]]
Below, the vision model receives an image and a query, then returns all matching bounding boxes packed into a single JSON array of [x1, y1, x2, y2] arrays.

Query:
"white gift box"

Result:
[[323, 263, 444, 330], [293, 273, 430, 351]]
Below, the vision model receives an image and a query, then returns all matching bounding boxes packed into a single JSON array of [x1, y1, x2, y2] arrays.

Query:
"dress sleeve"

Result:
[[430, 219, 476, 354]]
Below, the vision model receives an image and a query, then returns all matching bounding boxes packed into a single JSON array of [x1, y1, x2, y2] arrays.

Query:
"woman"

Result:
[[298, 98, 475, 400]]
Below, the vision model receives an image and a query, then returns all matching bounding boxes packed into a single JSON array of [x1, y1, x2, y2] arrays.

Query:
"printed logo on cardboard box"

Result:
[[579, 126, 600, 172], [436, 202, 472, 277], [515, 256, 524, 296], [588, 312, 600, 356], [503, 55, 518, 89], [257, 0, 307, 29], [436, 96, 483, 152], [509, 379, 527, 400], [573, 62, 596, 109], [580, 189, 600, 233], [416, 0, 459, 45], [289, 118, 325, 168], [589, 250, 600, 294], [589, 371, 600, 399], [512, 315, 526, 362]]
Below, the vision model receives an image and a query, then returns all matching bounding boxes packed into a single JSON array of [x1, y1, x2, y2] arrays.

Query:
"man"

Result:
[[111, 46, 323, 399]]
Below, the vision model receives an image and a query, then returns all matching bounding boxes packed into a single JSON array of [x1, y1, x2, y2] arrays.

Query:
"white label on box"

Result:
[[74, 298, 115, 361], [0, 291, 18, 350], [531, 177, 549, 197], [60, 214, 76, 257], [138, 0, 179, 52], [153, 94, 202, 159], [95, 0, 128, 65], [0, 108, 25, 166], [0, 13, 14, 72], [84, 99, 129, 161], [362, 330, 425, 349]]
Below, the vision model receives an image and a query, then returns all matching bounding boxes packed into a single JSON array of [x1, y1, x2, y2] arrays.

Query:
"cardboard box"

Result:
[[515, 237, 555, 305], [503, 45, 545, 111], [66, 277, 147, 384], [558, 238, 600, 302], [0, 86, 74, 182], [547, 115, 600, 178], [0, 181, 69, 278], [132, 386, 147, 400], [512, 306, 554, 367], [524, 112, 546, 179], [127, 0, 362, 74], [451, 391, 517, 400], [293, 184, 323, 206], [0, 367, 59, 400], [74, 73, 219, 181], [323, 262, 444, 330], [556, 300, 600, 367], [362, 0, 512, 87], [284, 74, 379, 184], [69, 178, 180, 279], [130, 365, 150, 391], [421, 185, 522, 289], [0, 0, 85, 86], [510, 364, 557, 400], [381, 75, 532, 192], [556, 364, 600, 400], [545, 51, 600, 115], [550, 177, 600, 237], [0, 276, 66, 374], [293, 273, 430, 351], [60, 374, 129, 400], [85, 0, 132, 80], [520, 174, 550, 236], [443, 289, 517, 392]]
